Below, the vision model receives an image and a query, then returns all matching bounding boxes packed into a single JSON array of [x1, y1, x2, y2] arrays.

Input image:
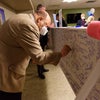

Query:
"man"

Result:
[[76, 13, 86, 27], [56, 13, 67, 27], [0, 10, 71, 100], [36, 4, 50, 79], [37, 4, 46, 12]]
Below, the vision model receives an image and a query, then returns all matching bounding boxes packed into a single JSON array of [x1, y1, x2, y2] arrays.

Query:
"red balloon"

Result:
[[87, 21, 100, 40]]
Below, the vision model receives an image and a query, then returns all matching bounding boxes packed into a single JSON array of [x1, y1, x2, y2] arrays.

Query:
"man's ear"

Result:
[[36, 17, 44, 30], [37, 16, 43, 22], [36, 17, 43, 25]]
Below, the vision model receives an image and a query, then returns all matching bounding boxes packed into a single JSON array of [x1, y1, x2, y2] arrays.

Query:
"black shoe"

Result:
[[43, 69, 49, 72], [39, 74, 45, 79]]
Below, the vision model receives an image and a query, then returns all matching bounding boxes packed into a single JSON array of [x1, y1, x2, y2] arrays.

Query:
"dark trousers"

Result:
[[37, 34, 48, 75], [37, 65, 44, 75], [0, 90, 22, 100], [40, 33, 48, 51]]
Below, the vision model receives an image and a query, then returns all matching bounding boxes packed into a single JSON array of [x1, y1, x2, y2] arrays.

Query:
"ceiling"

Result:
[[0, 0, 33, 13], [32, 0, 100, 10], [0, 0, 100, 13]]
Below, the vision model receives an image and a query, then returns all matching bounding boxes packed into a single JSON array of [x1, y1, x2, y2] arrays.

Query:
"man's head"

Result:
[[34, 10, 51, 30], [37, 4, 46, 12], [81, 13, 85, 20], [56, 13, 59, 20]]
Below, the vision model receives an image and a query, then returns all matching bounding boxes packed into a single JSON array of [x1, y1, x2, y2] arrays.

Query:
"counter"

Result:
[[49, 27, 100, 100]]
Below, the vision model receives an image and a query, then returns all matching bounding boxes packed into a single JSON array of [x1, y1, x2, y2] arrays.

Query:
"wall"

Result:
[[94, 8, 100, 20], [48, 7, 100, 26], [63, 7, 100, 20], [0, 3, 16, 21], [63, 7, 100, 26]]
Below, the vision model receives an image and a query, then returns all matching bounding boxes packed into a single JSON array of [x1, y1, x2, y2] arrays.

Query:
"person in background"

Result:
[[85, 14, 95, 26], [37, 4, 46, 12], [56, 13, 67, 27], [85, 8, 95, 26], [36, 4, 50, 79], [0, 10, 71, 100], [98, 17, 100, 21], [76, 13, 86, 27]]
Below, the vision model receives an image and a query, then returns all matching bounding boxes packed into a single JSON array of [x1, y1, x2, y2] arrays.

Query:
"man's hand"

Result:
[[61, 45, 71, 57]]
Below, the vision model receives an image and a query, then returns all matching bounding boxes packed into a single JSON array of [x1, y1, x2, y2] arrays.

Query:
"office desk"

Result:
[[49, 27, 100, 99]]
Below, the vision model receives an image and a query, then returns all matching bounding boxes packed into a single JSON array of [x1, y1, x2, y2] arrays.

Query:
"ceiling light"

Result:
[[63, 0, 77, 3]]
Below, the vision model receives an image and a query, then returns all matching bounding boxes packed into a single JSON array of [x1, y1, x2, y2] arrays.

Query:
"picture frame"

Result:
[[0, 8, 5, 25]]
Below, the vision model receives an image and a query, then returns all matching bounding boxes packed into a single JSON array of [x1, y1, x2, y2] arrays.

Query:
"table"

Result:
[[49, 27, 100, 100]]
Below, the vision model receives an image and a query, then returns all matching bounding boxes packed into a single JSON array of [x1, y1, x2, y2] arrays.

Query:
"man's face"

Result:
[[37, 14, 51, 30], [36, 17, 48, 30], [35, 11, 51, 30], [81, 14, 85, 20]]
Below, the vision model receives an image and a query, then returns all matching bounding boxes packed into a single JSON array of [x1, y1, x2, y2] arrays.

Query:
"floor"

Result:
[[22, 61, 76, 100]]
